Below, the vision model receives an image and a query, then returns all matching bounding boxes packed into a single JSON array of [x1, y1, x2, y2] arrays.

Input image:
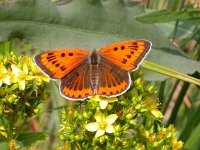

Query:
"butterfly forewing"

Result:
[[98, 40, 151, 71], [97, 58, 131, 97], [34, 49, 90, 79], [60, 61, 93, 100]]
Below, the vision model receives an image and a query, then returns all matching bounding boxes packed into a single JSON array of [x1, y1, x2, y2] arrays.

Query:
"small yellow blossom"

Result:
[[30, 61, 50, 84], [33, 108, 39, 114], [85, 111, 118, 138], [151, 109, 163, 118], [11, 64, 32, 90], [0, 64, 10, 86], [91, 95, 118, 109], [8, 94, 18, 103], [172, 139, 184, 150], [143, 98, 163, 119], [0, 126, 7, 138]]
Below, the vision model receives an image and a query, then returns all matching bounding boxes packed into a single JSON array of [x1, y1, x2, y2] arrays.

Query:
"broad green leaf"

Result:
[[0, 0, 199, 81], [16, 132, 49, 147], [135, 9, 200, 23]]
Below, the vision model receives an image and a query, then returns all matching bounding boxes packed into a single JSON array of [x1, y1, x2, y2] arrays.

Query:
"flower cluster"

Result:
[[58, 70, 183, 150], [0, 52, 50, 140]]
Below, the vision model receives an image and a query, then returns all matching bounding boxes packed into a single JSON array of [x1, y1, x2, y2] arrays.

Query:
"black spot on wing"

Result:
[[60, 66, 66, 71], [126, 55, 131, 58], [114, 47, 118, 51], [121, 45, 125, 50], [61, 53, 65, 57], [55, 63, 60, 67], [52, 60, 58, 64], [68, 53, 73, 56]]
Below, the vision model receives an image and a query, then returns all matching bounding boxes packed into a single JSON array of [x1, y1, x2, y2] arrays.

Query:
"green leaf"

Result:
[[16, 132, 49, 147], [0, 142, 8, 150], [184, 123, 200, 150], [135, 9, 200, 23], [184, 18, 200, 25], [0, 0, 199, 81]]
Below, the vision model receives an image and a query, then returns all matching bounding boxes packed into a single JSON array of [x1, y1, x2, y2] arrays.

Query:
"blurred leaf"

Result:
[[184, 18, 200, 25], [0, 142, 8, 150], [184, 123, 200, 150], [41, 81, 66, 149], [136, 9, 200, 23], [0, 0, 199, 81], [16, 132, 49, 147]]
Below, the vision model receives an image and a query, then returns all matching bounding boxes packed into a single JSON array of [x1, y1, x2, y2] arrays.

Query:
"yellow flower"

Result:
[[91, 95, 118, 109], [151, 109, 163, 119], [85, 111, 118, 138], [172, 139, 184, 150], [0, 126, 7, 138], [144, 98, 163, 119], [30, 59, 50, 84], [0, 64, 10, 86], [11, 64, 32, 90]]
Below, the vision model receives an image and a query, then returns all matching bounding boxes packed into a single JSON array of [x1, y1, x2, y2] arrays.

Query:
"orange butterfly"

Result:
[[34, 40, 151, 100]]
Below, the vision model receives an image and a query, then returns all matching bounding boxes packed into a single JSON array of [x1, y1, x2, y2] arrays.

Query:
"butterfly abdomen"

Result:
[[90, 50, 100, 93]]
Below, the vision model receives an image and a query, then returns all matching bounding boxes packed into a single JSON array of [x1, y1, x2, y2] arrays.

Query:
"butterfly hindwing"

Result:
[[60, 61, 93, 100], [98, 40, 151, 71], [34, 49, 90, 79], [97, 57, 131, 97]]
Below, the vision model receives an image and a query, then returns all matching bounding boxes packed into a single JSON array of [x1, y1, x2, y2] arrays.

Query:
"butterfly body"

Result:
[[34, 40, 152, 100], [90, 50, 100, 92]]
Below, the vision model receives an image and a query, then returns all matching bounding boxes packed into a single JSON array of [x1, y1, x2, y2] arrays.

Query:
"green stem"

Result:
[[158, 80, 166, 104], [141, 60, 200, 86], [171, 20, 179, 41], [146, 0, 150, 8]]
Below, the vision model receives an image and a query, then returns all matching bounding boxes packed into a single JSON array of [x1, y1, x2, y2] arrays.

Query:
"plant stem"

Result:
[[141, 60, 200, 86]]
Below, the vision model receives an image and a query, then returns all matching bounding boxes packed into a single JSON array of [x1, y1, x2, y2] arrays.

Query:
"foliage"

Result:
[[0, 52, 49, 149]]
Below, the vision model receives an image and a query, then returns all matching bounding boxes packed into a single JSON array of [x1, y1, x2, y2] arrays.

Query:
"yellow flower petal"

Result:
[[106, 114, 118, 124], [151, 109, 163, 118], [3, 76, 10, 85], [95, 111, 105, 122], [85, 123, 98, 132], [23, 64, 28, 74], [104, 97, 118, 103], [91, 95, 101, 101], [11, 65, 20, 75], [19, 80, 25, 90], [0, 126, 7, 138], [105, 125, 115, 133], [95, 129, 105, 138], [99, 100, 108, 109]]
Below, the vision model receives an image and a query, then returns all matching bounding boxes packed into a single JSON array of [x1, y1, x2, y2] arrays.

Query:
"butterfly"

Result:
[[34, 40, 152, 101]]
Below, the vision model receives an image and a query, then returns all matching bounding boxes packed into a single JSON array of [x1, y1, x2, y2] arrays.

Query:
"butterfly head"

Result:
[[91, 49, 100, 65]]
